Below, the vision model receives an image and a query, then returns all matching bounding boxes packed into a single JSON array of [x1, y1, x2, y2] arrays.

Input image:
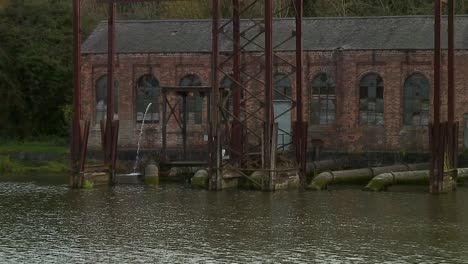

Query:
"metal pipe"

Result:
[[211, 0, 221, 190]]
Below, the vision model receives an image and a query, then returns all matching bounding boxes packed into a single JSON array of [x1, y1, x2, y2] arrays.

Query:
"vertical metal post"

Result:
[[264, 0, 274, 191], [71, 0, 81, 175], [106, 2, 116, 166], [211, 0, 221, 190], [182, 94, 188, 160], [232, 0, 242, 161], [431, 0, 442, 193], [295, 0, 306, 185], [162, 91, 167, 162], [448, 0, 456, 168]]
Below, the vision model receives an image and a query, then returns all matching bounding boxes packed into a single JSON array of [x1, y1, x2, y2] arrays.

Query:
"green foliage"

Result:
[[0, 0, 73, 139], [0, 155, 23, 173]]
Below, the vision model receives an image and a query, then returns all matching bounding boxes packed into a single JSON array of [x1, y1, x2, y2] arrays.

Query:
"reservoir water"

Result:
[[1, 173, 468, 263]]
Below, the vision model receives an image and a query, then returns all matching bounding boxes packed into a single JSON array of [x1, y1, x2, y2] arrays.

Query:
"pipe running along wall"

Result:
[[307, 163, 428, 190], [365, 168, 468, 192]]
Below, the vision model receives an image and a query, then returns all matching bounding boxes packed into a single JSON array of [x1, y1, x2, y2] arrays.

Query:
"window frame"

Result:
[[179, 74, 203, 125], [311, 73, 336, 125], [403, 73, 430, 127], [136, 74, 161, 124], [359, 73, 384, 126], [95, 74, 119, 124]]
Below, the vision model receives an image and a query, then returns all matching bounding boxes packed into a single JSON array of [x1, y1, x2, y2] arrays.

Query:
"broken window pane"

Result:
[[403, 73, 430, 126], [311, 73, 336, 125], [359, 73, 384, 125], [274, 73, 292, 101], [180, 74, 203, 125], [136, 74, 160, 123], [95, 75, 119, 123]]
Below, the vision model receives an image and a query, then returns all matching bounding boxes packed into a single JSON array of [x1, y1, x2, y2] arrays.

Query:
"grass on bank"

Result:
[[0, 138, 68, 155], [0, 155, 69, 174], [0, 138, 69, 173]]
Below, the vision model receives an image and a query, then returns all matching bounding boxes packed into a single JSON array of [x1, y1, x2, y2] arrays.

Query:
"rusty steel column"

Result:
[[448, 0, 456, 169], [295, 0, 306, 184], [105, 2, 116, 165], [211, 0, 221, 190], [71, 0, 81, 174], [232, 0, 243, 162], [264, 0, 274, 191], [431, 0, 442, 193]]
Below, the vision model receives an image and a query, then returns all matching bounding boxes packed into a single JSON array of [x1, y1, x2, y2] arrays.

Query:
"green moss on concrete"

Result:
[[82, 180, 94, 189], [145, 176, 160, 186], [364, 176, 391, 191], [307, 173, 332, 190], [191, 175, 209, 189]]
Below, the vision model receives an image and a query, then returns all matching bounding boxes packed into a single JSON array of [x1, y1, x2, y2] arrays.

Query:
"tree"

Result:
[[0, 0, 73, 138]]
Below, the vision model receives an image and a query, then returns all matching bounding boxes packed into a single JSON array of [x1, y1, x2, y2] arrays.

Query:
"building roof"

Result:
[[82, 16, 468, 54]]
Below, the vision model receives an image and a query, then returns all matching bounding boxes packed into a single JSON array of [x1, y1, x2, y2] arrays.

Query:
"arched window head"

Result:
[[311, 73, 336, 125], [404, 73, 430, 126], [180, 74, 202, 87], [359, 73, 384, 125], [95, 75, 118, 123], [136, 74, 160, 123], [180, 74, 203, 125], [274, 73, 292, 101]]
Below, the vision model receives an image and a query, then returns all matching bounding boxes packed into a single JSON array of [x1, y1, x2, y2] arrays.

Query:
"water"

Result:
[[1, 174, 468, 263], [133, 102, 152, 173]]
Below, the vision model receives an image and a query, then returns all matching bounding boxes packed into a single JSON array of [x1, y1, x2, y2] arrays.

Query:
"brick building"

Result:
[[81, 16, 468, 160]]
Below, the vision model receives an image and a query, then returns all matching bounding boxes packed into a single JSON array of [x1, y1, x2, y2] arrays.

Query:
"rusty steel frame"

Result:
[[430, 0, 458, 194], [210, 0, 306, 191], [73, 0, 180, 186]]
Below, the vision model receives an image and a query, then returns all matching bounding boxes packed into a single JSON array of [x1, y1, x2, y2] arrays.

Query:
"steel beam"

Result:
[[106, 2, 116, 166], [448, 0, 456, 170], [71, 0, 82, 174], [431, 0, 442, 193], [295, 0, 306, 185], [232, 0, 243, 162], [264, 0, 274, 191], [210, 0, 221, 190]]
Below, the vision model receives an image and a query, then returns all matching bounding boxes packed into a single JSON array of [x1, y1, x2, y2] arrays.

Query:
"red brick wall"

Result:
[[81, 50, 468, 154]]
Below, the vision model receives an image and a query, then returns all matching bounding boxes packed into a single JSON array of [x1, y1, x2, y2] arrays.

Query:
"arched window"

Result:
[[95, 75, 118, 122], [220, 77, 234, 121], [403, 73, 430, 126], [136, 74, 160, 123], [274, 73, 292, 101], [311, 73, 336, 125], [359, 73, 384, 125], [180, 74, 203, 125]]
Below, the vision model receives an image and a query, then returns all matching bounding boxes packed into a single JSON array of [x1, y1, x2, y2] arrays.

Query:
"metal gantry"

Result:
[[210, 0, 306, 191]]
